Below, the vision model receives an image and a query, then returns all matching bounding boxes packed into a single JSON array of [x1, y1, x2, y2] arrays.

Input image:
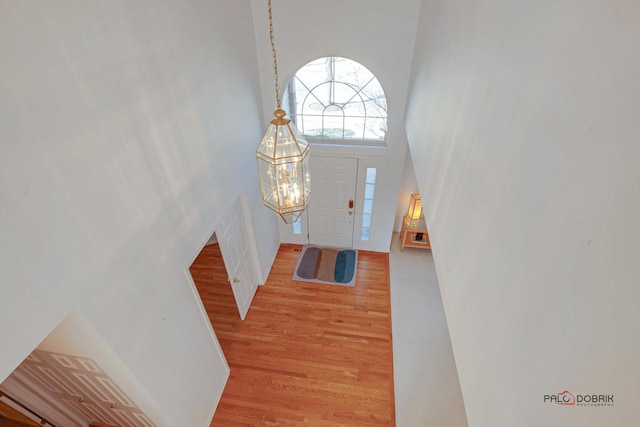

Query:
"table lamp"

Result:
[[407, 194, 424, 240]]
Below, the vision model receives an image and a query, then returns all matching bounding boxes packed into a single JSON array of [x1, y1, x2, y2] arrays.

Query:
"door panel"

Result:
[[10, 350, 155, 427], [217, 197, 258, 320], [307, 156, 358, 248]]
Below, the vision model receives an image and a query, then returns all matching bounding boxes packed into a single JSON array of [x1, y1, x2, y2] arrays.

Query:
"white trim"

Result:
[[183, 268, 230, 427], [353, 156, 388, 252], [0, 395, 56, 426], [307, 138, 388, 149], [239, 188, 267, 285], [182, 206, 232, 427]]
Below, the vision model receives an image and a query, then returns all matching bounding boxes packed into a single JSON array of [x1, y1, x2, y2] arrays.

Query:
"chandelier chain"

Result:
[[267, 0, 281, 109]]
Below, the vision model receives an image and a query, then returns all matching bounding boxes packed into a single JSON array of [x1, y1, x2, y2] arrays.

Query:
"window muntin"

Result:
[[284, 57, 387, 144]]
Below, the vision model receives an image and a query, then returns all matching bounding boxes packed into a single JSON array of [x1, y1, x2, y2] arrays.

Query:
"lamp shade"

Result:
[[257, 109, 311, 224], [407, 193, 422, 220]]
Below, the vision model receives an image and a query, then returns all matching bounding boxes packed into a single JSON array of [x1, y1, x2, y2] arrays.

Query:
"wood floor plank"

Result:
[[190, 244, 395, 426]]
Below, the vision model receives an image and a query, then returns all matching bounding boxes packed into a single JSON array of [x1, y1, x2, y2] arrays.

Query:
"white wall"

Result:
[[0, 1, 279, 425], [251, 0, 422, 252], [406, 0, 640, 426]]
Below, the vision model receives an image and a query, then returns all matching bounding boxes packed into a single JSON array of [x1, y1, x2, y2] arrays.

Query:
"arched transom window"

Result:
[[284, 57, 387, 144]]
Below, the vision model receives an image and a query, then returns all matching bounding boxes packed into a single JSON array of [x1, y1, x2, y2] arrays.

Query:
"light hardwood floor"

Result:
[[190, 244, 395, 427]]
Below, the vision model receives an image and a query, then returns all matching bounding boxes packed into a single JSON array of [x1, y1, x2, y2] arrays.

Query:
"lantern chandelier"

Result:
[[256, 0, 311, 224]]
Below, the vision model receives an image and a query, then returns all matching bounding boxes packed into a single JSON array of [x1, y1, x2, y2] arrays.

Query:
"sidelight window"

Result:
[[360, 168, 377, 240]]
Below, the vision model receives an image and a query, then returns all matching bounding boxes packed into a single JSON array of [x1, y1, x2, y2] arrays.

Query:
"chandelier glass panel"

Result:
[[256, 110, 311, 224]]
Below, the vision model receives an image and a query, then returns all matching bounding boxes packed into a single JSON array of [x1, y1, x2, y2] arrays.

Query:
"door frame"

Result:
[[186, 187, 261, 319], [279, 149, 388, 251]]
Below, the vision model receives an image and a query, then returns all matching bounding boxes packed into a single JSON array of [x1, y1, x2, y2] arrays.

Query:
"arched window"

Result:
[[284, 57, 387, 144]]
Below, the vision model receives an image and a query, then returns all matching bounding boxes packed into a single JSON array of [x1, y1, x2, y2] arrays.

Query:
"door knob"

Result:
[[348, 210, 353, 216], [232, 277, 239, 283]]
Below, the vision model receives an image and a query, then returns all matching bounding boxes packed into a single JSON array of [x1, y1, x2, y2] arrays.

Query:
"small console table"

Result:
[[400, 215, 430, 250]]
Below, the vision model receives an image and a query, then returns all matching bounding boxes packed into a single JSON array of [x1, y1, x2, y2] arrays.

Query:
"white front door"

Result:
[[218, 197, 258, 320], [307, 156, 358, 248]]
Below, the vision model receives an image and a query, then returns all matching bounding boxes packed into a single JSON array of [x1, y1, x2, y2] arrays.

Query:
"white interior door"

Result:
[[307, 156, 358, 248], [217, 197, 259, 320], [6, 350, 156, 427]]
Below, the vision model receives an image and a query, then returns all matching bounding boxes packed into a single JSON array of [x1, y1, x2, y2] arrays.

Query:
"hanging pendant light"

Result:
[[256, 0, 311, 224]]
